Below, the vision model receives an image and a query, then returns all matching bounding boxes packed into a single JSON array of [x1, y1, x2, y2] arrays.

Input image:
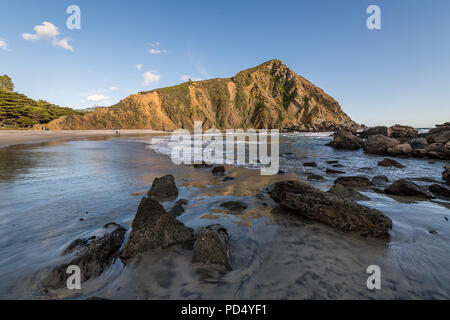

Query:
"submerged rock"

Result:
[[385, 179, 435, 199], [326, 168, 345, 174], [371, 175, 389, 186], [42, 223, 126, 289], [444, 166, 450, 186], [334, 176, 370, 188], [328, 183, 370, 201], [429, 184, 450, 198], [307, 173, 324, 181], [120, 197, 194, 260], [220, 201, 248, 213], [148, 174, 178, 200], [364, 135, 400, 155], [222, 176, 235, 182], [303, 162, 317, 167], [212, 166, 226, 176], [194, 162, 213, 168], [191, 224, 231, 271], [168, 199, 188, 217], [270, 180, 392, 240], [326, 130, 363, 150], [378, 158, 405, 168]]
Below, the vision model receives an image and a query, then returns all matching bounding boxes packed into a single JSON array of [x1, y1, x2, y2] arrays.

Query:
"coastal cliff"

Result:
[[37, 59, 357, 131]]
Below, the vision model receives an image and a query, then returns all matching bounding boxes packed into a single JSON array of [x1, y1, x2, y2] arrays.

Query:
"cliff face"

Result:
[[39, 60, 357, 131]]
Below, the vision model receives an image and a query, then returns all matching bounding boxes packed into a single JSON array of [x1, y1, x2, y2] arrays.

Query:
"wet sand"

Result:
[[0, 129, 167, 148]]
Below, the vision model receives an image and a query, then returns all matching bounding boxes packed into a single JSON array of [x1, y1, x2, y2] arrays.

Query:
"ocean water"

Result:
[[0, 133, 449, 299]]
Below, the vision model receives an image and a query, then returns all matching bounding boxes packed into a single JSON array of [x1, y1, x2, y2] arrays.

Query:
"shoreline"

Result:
[[0, 129, 168, 148]]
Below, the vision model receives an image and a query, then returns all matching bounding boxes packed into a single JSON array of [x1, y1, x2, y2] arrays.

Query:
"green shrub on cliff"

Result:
[[0, 76, 83, 128]]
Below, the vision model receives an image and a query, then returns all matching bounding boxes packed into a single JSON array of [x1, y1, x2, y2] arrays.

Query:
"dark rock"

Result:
[[220, 201, 248, 213], [168, 199, 189, 217], [326, 161, 339, 164], [408, 138, 428, 149], [425, 125, 450, 144], [212, 166, 226, 176], [429, 230, 438, 235], [409, 177, 440, 183], [378, 158, 405, 168], [364, 135, 400, 155], [42, 224, 126, 289], [444, 166, 450, 185], [326, 130, 363, 150], [191, 224, 231, 271], [429, 184, 450, 198], [222, 176, 235, 182], [120, 197, 194, 260], [357, 167, 373, 173], [303, 162, 317, 167], [326, 168, 345, 174], [148, 174, 178, 200], [386, 143, 412, 156], [385, 179, 435, 198], [359, 126, 389, 139], [307, 174, 324, 181], [334, 176, 370, 188], [371, 175, 389, 186], [270, 180, 392, 240], [388, 125, 418, 141], [194, 162, 213, 168], [332, 164, 345, 168], [328, 183, 370, 201]]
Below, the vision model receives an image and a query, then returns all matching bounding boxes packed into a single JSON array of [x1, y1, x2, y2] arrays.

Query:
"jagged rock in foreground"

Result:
[[326, 129, 363, 150], [385, 179, 434, 199], [363, 135, 401, 155], [120, 197, 194, 260], [328, 183, 370, 201], [191, 224, 232, 271], [147, 174, 178, 200], [37, 60, 356, 131], [42, 223, 126, 289], [270, 180, 392, 240]]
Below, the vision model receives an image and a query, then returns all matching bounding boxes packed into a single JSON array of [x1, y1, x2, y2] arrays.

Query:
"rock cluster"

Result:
[[327, 122, 450, 160]]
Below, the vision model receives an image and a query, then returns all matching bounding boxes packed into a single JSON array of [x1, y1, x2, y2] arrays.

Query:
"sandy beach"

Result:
[[0, 129, 167, 148]]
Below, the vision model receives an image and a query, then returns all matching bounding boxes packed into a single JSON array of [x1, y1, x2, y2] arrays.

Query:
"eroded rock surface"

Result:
[[270, 180, 392, 240], [148, 174, 178, 200]]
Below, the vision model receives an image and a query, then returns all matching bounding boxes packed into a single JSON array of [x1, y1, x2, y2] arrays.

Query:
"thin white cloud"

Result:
[[136, 64, 142, 70], [110, 86, 118, 91], [87, 94, 109, 102], [141, 71, 160, 85], [148, 42, 166, 54], [0, 38, 10, 51], [22, 21, 73, 51]]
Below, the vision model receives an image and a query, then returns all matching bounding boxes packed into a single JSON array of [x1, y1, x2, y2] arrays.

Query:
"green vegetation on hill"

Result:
[[0, 75, 83, 128]]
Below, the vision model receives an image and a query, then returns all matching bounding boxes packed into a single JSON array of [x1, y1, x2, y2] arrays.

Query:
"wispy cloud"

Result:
[[22, 21, 73, 51], [142, 71, 160, 85], [148, 42, 166, 55], [0, 38, 10, 51], [109, 86, 118, 91], [136, 64, 142, 70]]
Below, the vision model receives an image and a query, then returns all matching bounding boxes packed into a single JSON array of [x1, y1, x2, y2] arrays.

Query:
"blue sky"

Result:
[[0, 0, 449, 127]]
